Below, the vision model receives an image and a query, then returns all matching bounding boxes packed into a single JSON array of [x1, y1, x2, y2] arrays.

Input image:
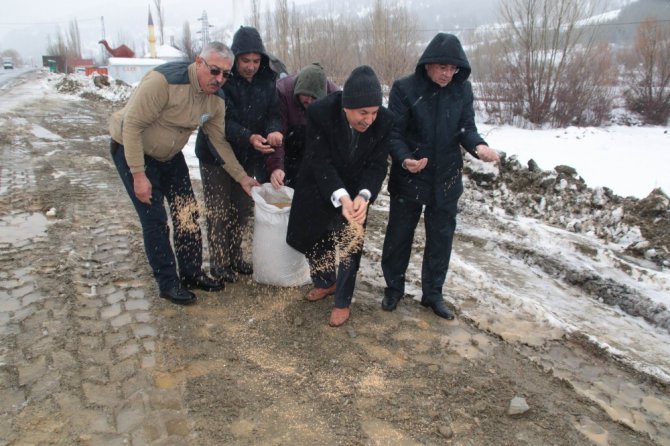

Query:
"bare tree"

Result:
[[364, 0, 420, 88], [273, 0, 290, 67], [180, 20, 198, 62], [46, 31, 68, 58], [153, 0, 166, 45], [478, 0, 612, 126], [250, 0, 262, 30], [623, 18, 670, 125], [67, 19, 82, 59], [298, 14, 360, 84], [553, 42, 616, 126], [46, 19, 82, 59], [287, 3, 302, 72], [254, 1, 418, 82]]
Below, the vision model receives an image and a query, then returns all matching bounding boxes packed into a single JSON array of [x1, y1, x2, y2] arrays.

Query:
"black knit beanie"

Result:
[[294, 63, 327, 100], [342, 65, 382, 109]]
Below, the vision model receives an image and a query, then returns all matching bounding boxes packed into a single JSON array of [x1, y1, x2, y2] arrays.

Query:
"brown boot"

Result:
[[329, 307, 350, 327], [305, 284, 336, 302]]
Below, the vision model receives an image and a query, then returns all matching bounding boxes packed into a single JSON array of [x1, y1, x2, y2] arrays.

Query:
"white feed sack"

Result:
[[251, 184, 311, 287]]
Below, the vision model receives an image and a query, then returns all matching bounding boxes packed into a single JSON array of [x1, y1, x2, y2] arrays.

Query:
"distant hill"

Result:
[[297, 0, 640, 43], [597, 0, 670, 46]]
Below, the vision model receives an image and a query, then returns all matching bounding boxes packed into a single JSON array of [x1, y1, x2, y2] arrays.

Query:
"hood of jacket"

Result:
[[231, 26, 267, 57], [231, 26, 271, 73], [294, 62, 328, 102], [416, 33, 471, 83]]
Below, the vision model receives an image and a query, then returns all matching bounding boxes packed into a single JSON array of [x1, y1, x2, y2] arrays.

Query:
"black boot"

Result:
[[159, 286, 197, 305], [231, 260, 253, 275], [212, 267, 238, 283], [421, 299, 455, 320], [181, 273, 226, 292], [381, 294, 402, 311]]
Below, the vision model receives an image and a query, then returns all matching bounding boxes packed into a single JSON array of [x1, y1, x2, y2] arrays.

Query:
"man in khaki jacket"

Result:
[[110, 41, 259, 305]]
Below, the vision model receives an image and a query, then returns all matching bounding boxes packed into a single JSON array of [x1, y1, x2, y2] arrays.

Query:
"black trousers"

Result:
[[381, 194, 458, 303], [111, 141, 203, 290]]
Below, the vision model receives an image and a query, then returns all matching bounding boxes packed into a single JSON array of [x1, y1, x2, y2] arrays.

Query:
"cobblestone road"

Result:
[[0, 76, 194, 445]]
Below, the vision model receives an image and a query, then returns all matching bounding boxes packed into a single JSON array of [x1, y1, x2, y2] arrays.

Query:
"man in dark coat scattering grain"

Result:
[[287, 65, 392, 327], [381, 33, 500, 320]]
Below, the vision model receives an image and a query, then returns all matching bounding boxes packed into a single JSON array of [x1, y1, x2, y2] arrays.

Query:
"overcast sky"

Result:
[[0, 0, 316, 64]]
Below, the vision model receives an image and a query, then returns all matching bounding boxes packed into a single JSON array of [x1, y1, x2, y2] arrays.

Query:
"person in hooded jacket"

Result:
[[380, 33, 500, 320], [274, 62, 339, 187], [287, 65, 392, 327], [195, 26, 283, 282]]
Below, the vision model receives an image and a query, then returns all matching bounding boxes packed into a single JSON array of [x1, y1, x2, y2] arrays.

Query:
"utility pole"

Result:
[[197, 11, 213, 49], [100, 16, 106, 65]]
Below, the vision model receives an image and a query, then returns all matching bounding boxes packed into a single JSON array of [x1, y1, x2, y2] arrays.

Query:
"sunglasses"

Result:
[[202, 59, 233, 79]]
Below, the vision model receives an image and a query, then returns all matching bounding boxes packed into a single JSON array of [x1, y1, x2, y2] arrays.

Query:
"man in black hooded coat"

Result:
[[194, 26, 283, 282], [380, 33, 500, 319]]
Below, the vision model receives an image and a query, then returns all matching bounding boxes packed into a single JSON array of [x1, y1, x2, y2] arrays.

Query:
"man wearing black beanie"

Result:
[[287, 65, 392, 327]]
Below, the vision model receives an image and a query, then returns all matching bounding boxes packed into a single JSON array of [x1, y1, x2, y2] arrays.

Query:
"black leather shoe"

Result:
[[231, 261, 253, 275], [159, 287, 196, 305], [381, 294, 402, 311], [212, 267, 238, 283], [181, 273, 226, 292], [421, 299, 455, 320]]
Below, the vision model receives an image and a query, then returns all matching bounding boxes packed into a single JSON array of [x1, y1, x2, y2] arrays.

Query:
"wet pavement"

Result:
[[0, 76, 194, 445]]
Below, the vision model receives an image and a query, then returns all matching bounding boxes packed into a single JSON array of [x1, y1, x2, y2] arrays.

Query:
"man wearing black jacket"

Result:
[[287, 66, 392, 327], [195, 26, 283, 282], [381, 33, 500, 319]]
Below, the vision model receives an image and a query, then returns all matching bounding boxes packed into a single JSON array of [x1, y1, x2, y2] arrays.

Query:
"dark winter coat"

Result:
[[195, 27, 282, 178], [286, 91, 393, 254], [274, 73, 339, 182], [387, 33, 487, 206]]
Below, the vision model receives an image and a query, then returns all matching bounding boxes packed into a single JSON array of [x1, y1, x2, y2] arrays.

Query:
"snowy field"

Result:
[[478, 123, 670, 199], [185, 121, 670, 199]]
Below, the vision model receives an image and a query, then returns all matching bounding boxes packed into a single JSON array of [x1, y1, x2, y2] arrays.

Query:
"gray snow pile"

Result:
[[49, 72, 133, 103], [463, 153, 670, 267]]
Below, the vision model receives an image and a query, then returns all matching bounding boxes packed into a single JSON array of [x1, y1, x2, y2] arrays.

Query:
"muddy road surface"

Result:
[[1, 71, 668, 445]]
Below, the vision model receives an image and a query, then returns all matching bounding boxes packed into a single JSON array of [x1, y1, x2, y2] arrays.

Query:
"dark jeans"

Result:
[[306, 231, 363, 309], [381, 195, 458, 303], [111, 140, 203, 290], [199, 161, 252, 271]]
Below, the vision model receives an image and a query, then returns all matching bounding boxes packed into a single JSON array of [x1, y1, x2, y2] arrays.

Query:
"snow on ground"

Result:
[[478, 123, 670, 199]]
